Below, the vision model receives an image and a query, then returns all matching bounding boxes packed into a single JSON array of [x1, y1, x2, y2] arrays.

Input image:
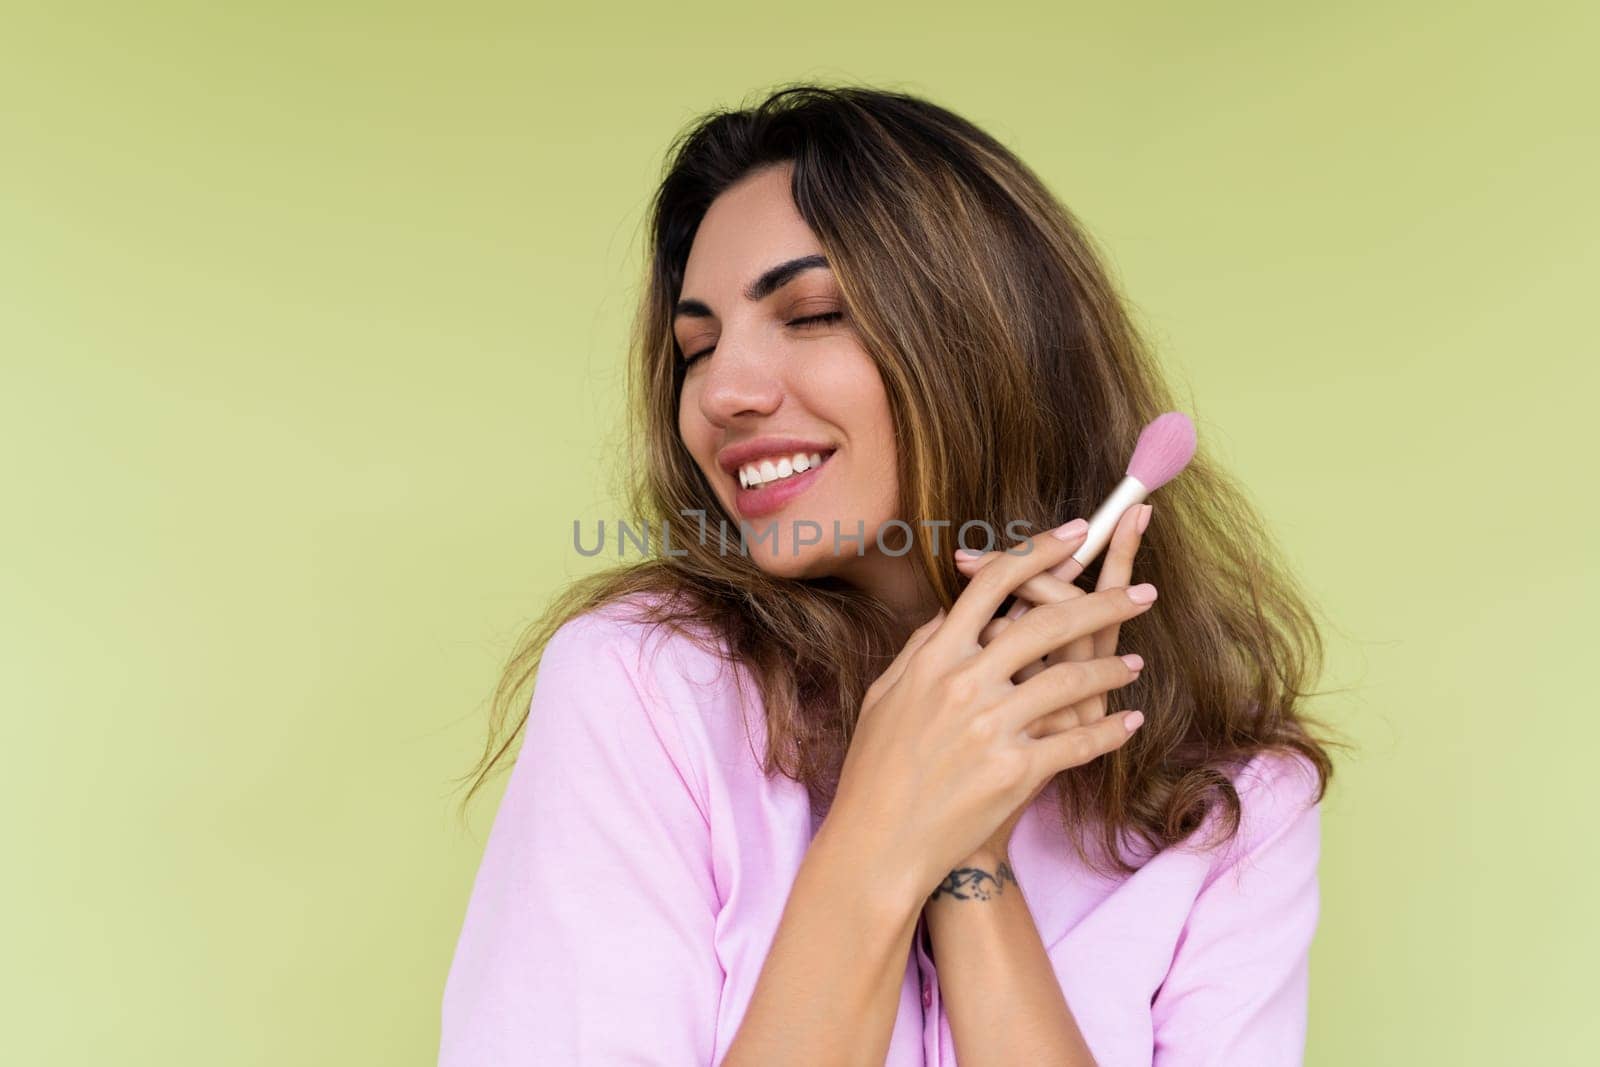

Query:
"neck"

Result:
[[836, 547, 942, 645]]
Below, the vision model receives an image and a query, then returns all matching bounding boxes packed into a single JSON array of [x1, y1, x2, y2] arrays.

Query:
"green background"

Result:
[[4, 2, 1594, 1063]]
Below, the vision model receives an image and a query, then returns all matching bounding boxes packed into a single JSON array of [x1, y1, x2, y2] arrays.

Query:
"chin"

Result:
[[745, 542, 838, 581]]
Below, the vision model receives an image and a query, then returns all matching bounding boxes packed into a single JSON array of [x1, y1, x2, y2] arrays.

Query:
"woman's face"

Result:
[[675, 162, 922, 611]]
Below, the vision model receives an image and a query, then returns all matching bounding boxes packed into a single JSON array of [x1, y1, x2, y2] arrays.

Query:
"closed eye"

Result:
[[681, 311, 846, 366]]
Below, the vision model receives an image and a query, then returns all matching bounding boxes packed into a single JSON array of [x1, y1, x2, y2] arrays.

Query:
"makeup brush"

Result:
[[1072, 411, 1196, 567]]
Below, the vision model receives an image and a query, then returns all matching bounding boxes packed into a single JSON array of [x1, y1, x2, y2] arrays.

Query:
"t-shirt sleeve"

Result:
[[1150, 751, 1324, 1067], [439, 611, 725, 1065]]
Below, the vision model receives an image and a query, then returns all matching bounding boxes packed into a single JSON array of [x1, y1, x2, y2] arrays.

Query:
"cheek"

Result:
[[826, 362, 898, 502], [677, 389, 716, 479], [839, 367, 894, 450], [677, 384, 705, 444]]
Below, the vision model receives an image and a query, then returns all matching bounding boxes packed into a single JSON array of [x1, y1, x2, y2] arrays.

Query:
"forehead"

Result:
[[680, 163, 825, 296]]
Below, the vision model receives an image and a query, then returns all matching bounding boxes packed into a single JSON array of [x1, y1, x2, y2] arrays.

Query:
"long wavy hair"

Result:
[[454, 82, 1353, 878]]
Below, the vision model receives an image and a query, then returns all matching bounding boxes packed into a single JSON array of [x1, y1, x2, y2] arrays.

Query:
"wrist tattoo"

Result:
[[927, 859, 1018, 903]]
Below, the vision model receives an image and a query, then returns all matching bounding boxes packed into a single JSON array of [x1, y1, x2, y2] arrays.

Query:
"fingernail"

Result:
[[1051, 518, 1088, 541], [1137, 504, 1152, 534], [1127, 583, 1158, 604], [1120, 653, 1144, 672], [1124, 710, 1145, 732], [954, 547, 982, 559]]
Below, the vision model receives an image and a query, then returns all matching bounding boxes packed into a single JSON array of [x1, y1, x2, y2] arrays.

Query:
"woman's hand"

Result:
[[950, 502, 1154, 862], [830, 519, 1156, 908]]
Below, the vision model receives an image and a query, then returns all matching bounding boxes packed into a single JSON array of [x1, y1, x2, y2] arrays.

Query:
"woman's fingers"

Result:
[[975, 584, 1158, 679], [1092, 504, 1149, 658], [1027, 706, 1145, 777], [1046, 504, 1148, 723], [864, 607, 945, 711], [954, 506, 1153, 763], [979, 615, 1048, 683], [1027, 700, 1089, 738], [960, 504, 1150, 672], [949, 554, 1086, 619], [958, 556, 1087, 649], [995, 654, 1144, 735], [936, 522, 1089, 655], [1046, 602, 1096, 672]]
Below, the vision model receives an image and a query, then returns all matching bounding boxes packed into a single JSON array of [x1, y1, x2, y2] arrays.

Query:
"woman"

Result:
[[440, 84, 1345, 1065]]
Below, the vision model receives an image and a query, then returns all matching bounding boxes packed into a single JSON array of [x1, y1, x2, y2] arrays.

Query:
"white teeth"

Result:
[[740, 449, 832, 487]]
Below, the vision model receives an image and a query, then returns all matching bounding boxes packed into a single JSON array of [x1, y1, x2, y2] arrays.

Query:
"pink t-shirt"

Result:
[[440, 595, 1322, 1065]]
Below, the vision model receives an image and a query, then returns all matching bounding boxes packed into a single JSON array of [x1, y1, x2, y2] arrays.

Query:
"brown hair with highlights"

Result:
[[454, 82, 1353, 877]]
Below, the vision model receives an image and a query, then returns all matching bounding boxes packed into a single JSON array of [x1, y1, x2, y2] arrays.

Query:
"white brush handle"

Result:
[[1071, 474, 1149, 568]]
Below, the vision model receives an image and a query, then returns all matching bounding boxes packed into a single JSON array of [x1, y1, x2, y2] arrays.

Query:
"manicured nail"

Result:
[[1124, 710, 1145, 732], [1120, 653, 1144, 672], [1137, 504, 1152, 534], [1051, 518, 1089, 541], [1127, 583, 1158, 603], [954, 547, 982, 560]]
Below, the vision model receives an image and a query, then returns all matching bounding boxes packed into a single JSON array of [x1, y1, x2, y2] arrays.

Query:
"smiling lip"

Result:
[[716, 436, 837, 476], [733, 450, 836, 521]]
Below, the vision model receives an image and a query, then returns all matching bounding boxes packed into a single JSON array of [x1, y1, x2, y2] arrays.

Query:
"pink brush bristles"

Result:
[[1125, 412, 1196, 491]]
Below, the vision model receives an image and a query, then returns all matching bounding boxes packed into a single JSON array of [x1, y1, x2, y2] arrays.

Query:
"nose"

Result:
[[695, 339, 784, 425]]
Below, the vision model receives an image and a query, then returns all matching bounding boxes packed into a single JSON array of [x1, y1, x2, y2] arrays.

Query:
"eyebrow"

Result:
[[673, 254, 831, 320]]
